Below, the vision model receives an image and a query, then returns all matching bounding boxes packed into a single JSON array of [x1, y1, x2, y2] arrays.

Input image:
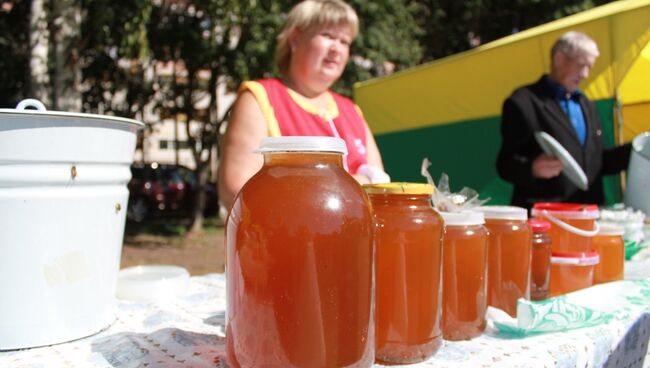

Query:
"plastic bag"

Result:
[[421, 158, 489, 212]]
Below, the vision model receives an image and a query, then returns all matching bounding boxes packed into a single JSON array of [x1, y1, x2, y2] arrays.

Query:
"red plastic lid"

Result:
[[532, 202, 599, 212], [528, 218, 551, 232], [532, 202, 599, 219]]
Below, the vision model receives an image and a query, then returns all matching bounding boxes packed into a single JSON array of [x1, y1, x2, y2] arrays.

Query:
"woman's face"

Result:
[[290, 23, 353, 89]]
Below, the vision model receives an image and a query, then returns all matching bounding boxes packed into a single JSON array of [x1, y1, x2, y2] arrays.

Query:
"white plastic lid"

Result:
[[597, 222, 625, 236], [475, 205, 528, 220], [256, 136, 347, 154], [440, 210, 485, 226], [116, 265, 190, 302], [550, 251, 599, 266]]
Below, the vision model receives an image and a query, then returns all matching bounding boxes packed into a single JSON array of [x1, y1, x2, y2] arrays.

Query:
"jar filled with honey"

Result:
[[225, 136, 374, 368], [593, 222, 625, 284], [440, 211, 488, 341], [528, 218, 552, 301], [365, 183, 443, 364], [476, 206, 530, 317], [549, 251, 599, 296]]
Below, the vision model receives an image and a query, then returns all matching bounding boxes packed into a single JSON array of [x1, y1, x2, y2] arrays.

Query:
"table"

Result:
[[2, 273, 650, 368]]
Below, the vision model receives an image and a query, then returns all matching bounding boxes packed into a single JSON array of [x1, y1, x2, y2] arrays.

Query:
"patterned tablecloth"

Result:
[[2, 272, 650, 368]]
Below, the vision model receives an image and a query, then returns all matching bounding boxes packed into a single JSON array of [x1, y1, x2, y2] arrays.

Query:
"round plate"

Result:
[[535, 131, 588, 191], [117, 265, 190, 302]]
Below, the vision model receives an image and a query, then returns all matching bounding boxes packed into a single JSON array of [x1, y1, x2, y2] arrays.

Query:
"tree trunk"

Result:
[[49, 0, 81, 112], [29, 0, 50, 106]]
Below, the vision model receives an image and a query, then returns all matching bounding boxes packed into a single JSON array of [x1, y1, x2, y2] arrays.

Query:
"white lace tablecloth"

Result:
[[2, 272, 650, 368]]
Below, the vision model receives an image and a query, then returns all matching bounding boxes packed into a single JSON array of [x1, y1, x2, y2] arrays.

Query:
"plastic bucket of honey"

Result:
[[549, 251, 599, 296], [532, 203, 599, 253]]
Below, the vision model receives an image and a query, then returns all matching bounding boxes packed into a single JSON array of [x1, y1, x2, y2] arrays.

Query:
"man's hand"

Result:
[[532, 154, 563, 178]]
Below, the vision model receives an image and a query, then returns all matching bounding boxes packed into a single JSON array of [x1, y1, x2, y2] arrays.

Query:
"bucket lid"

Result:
[[256, 136, 347, 154], [532, 203, 599, 219], [597, 222, 625, 236], [475, 205, 527, 220], [440, 210, 484, 226], [551, 251, 599, 266], [528, 218, 551, 232], [364, 182, 433, 195], [0, 98, 144, 128]]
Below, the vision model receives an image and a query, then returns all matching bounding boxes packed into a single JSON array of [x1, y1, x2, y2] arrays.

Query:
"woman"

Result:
[[218, 0, 388, 210]]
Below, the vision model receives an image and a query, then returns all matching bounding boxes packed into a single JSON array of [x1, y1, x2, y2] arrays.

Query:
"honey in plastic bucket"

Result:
[[365, 183, 443, 364], [225, 136, 374, 367], [440, 210, 488, 341], [476, 206, 531, 317], [532, 203, 599, 253], [549, 251, 599, 296], [592, 223, 625, 284]]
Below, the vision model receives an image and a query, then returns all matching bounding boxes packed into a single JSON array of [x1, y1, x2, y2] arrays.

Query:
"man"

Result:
[[496, 31, 631, 209]]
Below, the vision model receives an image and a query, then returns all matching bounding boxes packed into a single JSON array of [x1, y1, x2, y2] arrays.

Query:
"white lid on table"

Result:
[[117, 265, 190, 302]]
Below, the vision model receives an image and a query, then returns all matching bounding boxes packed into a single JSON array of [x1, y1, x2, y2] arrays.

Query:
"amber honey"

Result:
[[593, 223, 625, 284], [478, 206, 530, 317], [365, 183, 443, 364], [549, 251, 599, 296], [529, 219, 552, 301], [532, 203, 599, 253], [226, 137, 374, 368], [440, 211, 488, 341]]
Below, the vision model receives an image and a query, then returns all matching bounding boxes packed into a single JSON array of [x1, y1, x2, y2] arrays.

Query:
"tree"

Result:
[[417, 0, 616, 62], [0, 0, 30, 107]]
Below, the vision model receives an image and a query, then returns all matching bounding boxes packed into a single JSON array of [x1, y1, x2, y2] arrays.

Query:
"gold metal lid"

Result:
[[363, 182, 434, 195]]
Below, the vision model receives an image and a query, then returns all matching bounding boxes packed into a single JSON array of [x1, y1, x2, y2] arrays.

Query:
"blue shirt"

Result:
[[545, 76, 587, 146]]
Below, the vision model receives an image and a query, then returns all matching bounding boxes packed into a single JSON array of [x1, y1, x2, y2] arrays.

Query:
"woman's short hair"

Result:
[[551, 31, 600, 63], [276, 0, 359, 76]]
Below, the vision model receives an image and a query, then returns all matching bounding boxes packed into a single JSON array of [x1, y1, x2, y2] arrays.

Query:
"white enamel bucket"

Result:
[[624, 132, 650, 217], [0, 100, 143, 350]]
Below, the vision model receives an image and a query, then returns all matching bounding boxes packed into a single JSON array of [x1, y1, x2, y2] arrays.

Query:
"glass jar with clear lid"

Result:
[[226, 136, 374, 368], [440, 210, 488, 341], [365, 182, 443, 364]]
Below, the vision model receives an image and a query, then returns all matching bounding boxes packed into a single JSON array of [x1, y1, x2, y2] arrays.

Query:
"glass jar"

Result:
[[365, 183, 443, 364], [593, 223, 625, 284], [440, 211, 488, 341], [528, 219, 552, 301], [226, 136, 374, 368], [476, 206, 530, 317]]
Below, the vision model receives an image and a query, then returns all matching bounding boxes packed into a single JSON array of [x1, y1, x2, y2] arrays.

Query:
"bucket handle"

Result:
[[16, 99, 47, 111], [539, 210, 599, 237]]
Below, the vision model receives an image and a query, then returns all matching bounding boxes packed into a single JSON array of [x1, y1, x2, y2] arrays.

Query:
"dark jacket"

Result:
[[496, 75, 631, 209]]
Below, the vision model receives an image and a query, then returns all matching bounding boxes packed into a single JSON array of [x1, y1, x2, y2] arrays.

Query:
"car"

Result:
[[127, 162, 218, 222]]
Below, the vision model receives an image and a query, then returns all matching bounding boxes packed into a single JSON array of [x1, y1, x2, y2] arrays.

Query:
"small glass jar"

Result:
[[528, 219, 552, 301], [365, 183, 443, 364], [226, 136, 374, 368], [593, 222, 625, 284], [440, 211, 488, 341], [476, 206, 531, 317]]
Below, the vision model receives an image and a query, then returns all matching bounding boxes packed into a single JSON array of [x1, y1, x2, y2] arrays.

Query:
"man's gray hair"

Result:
[[551, 31, 600, 63]]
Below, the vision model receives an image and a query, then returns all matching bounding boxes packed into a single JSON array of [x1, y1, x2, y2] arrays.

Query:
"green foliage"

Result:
[[417, 0, 615, 62]]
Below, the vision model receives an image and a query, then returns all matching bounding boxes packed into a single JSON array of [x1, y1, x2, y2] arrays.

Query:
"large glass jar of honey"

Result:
[[364, 183, 443, 364], [476, 206, 531, 317], [440, 211, 488, 341], [593, 223, 625, 284], [225, 136, 374, 368], [528, 218, 552, 301]]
